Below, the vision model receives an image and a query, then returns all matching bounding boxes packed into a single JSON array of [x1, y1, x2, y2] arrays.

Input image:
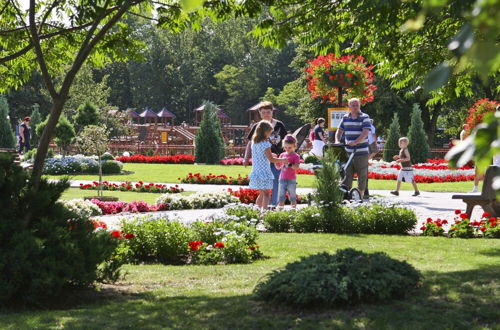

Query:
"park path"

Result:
[[67, 179, 484, 227]]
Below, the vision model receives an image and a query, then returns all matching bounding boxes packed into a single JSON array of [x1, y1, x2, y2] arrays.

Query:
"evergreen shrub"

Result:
[[0, 154, 122, 306], [0, 96, 15, 149], [383, 113, 401, 162], [264, 210, 295, 232], [100, 160, 122, 174], [254, 249, 421, 307], [195, 101, 225, 164], [408, 104, 430, 163]]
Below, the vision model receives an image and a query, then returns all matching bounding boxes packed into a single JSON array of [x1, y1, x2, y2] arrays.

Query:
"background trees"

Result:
[[0, 96, 16, 149]]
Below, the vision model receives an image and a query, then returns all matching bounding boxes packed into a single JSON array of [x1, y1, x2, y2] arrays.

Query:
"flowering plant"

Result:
[[450, 211, 500, 238], [420, 218, 447, 236], [60, 198, 103, 220], [220, 157, 252, 165], [465, 98, 499, 136], [116, 154, 195, 164], [155, 192, 239, 210], [80, 180, 184, 194], [180, 173, 249, 185], [89, 199, 167, 215], [304, 54, 376, 105], [227, 188, 305, 205]]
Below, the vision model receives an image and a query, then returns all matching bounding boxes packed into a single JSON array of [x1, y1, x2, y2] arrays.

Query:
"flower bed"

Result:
[[227, 188, 306, 205], [43, 155, 122, 175], [180, 173, 249, 185], [116, 154, 195, 164], [156, 192, 239, 209], [421, 210, 499, 238], [91, 199, 168, 215], [220, 157, 251, 165], [80, 181, 184, 194]]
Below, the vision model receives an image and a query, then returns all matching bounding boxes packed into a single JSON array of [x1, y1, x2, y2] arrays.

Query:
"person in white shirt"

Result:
[[368, 119, 378, 160]]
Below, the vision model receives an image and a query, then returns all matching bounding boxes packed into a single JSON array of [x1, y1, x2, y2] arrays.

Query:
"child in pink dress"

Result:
[[276, 135, 301, 209]]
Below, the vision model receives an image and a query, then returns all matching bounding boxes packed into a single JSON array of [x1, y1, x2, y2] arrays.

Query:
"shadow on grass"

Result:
[[1, 265, 499, 329]]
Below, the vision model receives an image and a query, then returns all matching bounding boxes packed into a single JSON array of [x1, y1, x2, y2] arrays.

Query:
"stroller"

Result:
[[310, 144, 363, 202]]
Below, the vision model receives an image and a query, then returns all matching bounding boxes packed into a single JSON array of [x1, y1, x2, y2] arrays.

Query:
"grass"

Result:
[[60, 188, 193, 203], [46, 163, 479, 192], [1, 234, 498, 329]]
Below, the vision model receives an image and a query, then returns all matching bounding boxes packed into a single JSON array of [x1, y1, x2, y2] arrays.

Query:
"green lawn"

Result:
[[47, 163, 479, 192], [1, 234, 498, 329]]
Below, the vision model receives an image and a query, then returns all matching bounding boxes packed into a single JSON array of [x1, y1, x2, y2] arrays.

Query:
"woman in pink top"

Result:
[[276, 135, 301, 209]]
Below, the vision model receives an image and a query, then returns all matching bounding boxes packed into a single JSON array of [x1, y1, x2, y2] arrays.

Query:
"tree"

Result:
[[195, 102, 225, 164], [0, 96, 16, 148], [74, 101, 100, 134], [408, 104, 430, 163], [76, 125, 109, 197], [383, 113, 401, 162], [36, 115, 75, 157], [29, 104, 42, 147]]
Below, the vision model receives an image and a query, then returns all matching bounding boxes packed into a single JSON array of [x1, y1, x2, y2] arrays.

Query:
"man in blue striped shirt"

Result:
[[335, 98, 371, 199]]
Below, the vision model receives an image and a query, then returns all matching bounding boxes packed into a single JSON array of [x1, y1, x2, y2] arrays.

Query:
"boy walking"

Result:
[[390, 137, 420, 196]]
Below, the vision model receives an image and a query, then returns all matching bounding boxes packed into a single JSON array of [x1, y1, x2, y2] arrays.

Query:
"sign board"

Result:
[[161, 131, 168, 143], [328, 107, 348, 131]]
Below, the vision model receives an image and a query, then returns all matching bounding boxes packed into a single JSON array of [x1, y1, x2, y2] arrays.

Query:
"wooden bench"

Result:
[[452, 166, 499, 216]]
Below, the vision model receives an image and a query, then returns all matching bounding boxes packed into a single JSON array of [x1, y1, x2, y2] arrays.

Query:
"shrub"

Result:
[[420, 218, 447, 236], [383, 113, 401, 162], [195, 101, 225, 164], [80, 159, 100, 173], [0, 96, 16, 149], [23, 147, 55, 162], [292, 207, 324, 233], [101, 152, 115, 161], [303, 154, 319, 164], [60, 199, 103, 220], [254, 249, 421, 307], [43, 156, 82, 174], [0, 154, 122, 306], [101, 160, 123, 174], [224, 204, 261, 225], [263, 210, 294, 232], [407, 104, 430, 163]]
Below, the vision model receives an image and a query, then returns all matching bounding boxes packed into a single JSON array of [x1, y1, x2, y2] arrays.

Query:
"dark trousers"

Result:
[[19, 140, 30, 153], [342, 154, 369, 193]]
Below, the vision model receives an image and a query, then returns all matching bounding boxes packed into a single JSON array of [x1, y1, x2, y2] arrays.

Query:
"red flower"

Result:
[[249, 246, 256, 251], [124, 233, 135, 239], [214, 242, 225, 248], [459, 213, 469, 219], [426, 218, 432, 223], [482, 212, 491, 218], [442, 220, 448, 225], [455, 209, 461, 214], [111, 230, 122, 238], [480, 227, 487, 232], [489, 217, 497, 222], [420, 226, 427, 231], [189, 240, 203, 251]]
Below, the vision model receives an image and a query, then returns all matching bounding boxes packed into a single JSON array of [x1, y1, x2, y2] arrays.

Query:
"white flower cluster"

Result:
[[59, 198, 102, 219], [156, 192, 239, 210], [342, 196, 406, 209], [369, 160, 474, 178]]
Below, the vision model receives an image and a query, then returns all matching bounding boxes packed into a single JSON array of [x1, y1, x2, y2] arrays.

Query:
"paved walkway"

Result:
[[71, 179, 483, 228]]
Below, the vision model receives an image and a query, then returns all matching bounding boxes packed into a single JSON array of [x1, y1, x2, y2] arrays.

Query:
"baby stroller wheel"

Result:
[[348, 188, 362, 202]]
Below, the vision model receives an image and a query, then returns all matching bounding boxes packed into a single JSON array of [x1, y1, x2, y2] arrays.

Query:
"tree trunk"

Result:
[[98, 154, 103, 197]]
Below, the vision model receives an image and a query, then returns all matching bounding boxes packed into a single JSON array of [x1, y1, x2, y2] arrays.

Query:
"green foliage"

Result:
[[65, 65, 111, 114], [101, 152, 115, 161], [292, 207, 323, 233], [224, 204, 260, 225], [36, 115, 75, 156], [383, 113, 401, 162], [0, 96, 16, 148], [74, 101, 100, 133], [313, 149, 344, 229], [0, 154, 121, 306], [195, 102, 224, 164], [303, 153, 319, 164], [408, 104, 430, 163], [100, 160, 122, 174], [254, 249, 421, 307], [29, 104, 42, 147], [264, 210, 295, 232], [448, 220, 474, 238], [22, 147, 54, 162]]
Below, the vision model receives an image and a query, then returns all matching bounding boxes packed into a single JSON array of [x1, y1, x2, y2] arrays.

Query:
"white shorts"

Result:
[[397, 169, 414, 183], [311, 140, 325, 157]]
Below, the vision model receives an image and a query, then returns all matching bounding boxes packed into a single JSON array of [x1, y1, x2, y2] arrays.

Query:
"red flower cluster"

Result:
[[465, 98, 499, 136], [180, 173, 249, 185], [227, 188, 304, 204], [296, 168, 314, 175], [304, 53, 376, 105], [220, 157, 252, 165], [214, 242, 225, 248], [110, 230, 135, 239], [189, 240, 203, 251], [91, 220, 107, 230], [90, 199, 168, 215], [116, 154, 195, 164], [377, 159, 472, 170], [368, 172, 475, 183], [80, 181, 183, 194]]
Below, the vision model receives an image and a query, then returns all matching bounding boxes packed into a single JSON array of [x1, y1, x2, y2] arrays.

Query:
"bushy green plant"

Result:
[[23, 147, 55, 162], [101, 152, 115, 161], [383, 113, 401, 162], [342, 204, 417, 234], [303, 154, 319, 164], [74, 100, 100, 133], [264, 210, 294, 232], [195, 101, 225, 164], [0, 96, 15, 149], [448, 219, 474, 238], [36, 115, 76, 156], [224, 204, 260, 225], [408, 104, 430, 163], [292, 207, 323, 233], [29, 104, 42, 147], [254, 249, 421, 307], [0, 154, 122, 306], [100, 160, 122, 174]]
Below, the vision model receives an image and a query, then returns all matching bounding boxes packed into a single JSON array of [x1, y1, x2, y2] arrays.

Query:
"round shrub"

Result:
[[264, 210, 295, 232], [80, 159, 100, 173], [254, 249, 421, 307], [100, 160, 122, 174], [292, 207, 323, 233], [101, 152, 115, 161]]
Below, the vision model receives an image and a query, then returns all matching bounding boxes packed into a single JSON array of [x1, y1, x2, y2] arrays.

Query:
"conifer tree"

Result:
[[383, 113, 401, 162], [30, 104, 42, 147], [195, 101, 225, 164], [408, 103, 430, 163], [0, 96, 16, 149], [74, 101, 100, 133]]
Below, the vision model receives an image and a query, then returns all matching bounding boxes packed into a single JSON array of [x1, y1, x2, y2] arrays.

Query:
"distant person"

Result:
[[311, 118, 327, 157], [459, 124, 467, 142], [18, 116, 31, 154], [276, 135, 300, 210], [248, 120, 286, 211], [390, 137, 420, 197], [377, 135, 385, 151], [368, 119, 378, 159]]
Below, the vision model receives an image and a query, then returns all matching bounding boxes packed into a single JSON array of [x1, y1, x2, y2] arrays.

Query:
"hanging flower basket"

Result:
[[465, 98, 499, 135], [304, 54, 377, 105]]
